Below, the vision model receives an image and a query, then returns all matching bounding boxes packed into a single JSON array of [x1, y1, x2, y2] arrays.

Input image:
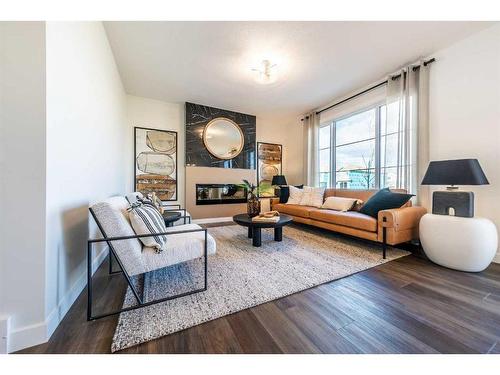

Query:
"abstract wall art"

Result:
[[134, 127, 177, 201], [257, 142, 282, 197]]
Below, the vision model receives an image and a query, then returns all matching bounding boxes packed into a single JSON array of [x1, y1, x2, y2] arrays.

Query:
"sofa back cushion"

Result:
[[324, 188, 411, 209], [90, 196, 145, 276], [286, 185, 304, 204], [279, 185, 304, 203], [299, 186, 325, 208], [321, 196, 359, 212]]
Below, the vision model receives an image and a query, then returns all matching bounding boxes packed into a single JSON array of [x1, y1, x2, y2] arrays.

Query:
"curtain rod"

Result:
[[301, 57, 435, 121]]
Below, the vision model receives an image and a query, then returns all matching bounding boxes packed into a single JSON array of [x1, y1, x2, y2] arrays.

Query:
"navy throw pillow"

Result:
[[279, 185, 304, 203], [359, 188, 414, 218]]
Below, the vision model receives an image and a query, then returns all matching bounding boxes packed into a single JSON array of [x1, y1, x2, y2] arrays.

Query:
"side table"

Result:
[[419, 213, 498, 272]]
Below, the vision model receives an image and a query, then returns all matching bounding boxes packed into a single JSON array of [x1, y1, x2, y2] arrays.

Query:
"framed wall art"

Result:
[[134, 127, 177, 201], [257, 142, 282, 197]]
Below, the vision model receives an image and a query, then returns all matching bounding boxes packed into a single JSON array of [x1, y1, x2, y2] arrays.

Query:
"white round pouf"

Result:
[[420, 213, 498, 272]]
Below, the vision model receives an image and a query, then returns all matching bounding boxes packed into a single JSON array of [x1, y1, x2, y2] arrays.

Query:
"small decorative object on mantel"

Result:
[[240, 179, 261, 217]]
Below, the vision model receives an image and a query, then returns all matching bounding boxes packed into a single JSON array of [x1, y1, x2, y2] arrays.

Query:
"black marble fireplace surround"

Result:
[[196, 183, 247, 205], [185, 102, 256, 169]]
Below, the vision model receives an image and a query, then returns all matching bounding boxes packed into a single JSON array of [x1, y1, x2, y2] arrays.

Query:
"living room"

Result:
[[1, 1, 500, 371]]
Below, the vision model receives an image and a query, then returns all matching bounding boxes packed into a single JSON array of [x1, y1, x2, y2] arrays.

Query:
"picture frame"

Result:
[[257, 142, 283, 198], [134, 126, 178, 201]]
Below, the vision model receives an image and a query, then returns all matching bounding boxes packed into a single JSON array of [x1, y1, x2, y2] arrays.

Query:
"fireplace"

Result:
[[196, 184, 247, 205]]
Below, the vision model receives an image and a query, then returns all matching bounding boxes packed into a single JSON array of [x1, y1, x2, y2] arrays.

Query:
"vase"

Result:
[[247, 192, 260, 217]]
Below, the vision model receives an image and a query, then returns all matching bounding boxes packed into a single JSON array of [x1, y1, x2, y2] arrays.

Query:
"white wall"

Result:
[[0, 21, 129, 353], [44, 22, 128, 341], [0, 22, 48, 353], [126, 95, 185, 206], [257, 118, 303, 186], [428, 23, 500, 261]]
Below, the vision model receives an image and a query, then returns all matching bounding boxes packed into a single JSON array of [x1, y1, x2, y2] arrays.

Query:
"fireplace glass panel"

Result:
[[196, 184, 247, 205]]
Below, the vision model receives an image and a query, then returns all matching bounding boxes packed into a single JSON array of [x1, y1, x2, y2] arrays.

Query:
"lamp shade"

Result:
[[421, 159, 489, 186], [271, 175, 287, 186]]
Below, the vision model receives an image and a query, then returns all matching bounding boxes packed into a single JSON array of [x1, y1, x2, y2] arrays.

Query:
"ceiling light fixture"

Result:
[[252, 59, 278, 84]]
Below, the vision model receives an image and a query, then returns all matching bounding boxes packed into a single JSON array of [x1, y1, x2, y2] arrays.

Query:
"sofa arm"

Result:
[[270, 197, 280, 210], [377, 206, 427, 245], [378, 206, 427, 231]]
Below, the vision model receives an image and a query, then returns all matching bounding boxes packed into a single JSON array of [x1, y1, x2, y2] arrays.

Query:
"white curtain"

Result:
[[385, 62, 430, 207], [303, 111, 320, 186]]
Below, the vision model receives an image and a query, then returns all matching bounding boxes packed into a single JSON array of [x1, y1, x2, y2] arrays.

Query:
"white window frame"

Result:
[[320, 101, 387, 189]]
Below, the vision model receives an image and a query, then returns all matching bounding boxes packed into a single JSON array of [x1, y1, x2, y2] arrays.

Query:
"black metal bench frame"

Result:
[[87, 208, 207, 321]]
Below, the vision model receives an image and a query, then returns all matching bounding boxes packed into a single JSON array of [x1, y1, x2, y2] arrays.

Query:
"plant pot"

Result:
[[247, 193, 260, 217]]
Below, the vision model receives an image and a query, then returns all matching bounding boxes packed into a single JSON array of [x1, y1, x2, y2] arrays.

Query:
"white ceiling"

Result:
[[104, 21, 493, 124]]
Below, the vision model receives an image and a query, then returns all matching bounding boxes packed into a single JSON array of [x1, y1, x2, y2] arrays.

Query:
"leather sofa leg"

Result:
[[382, 217, 387, 259]]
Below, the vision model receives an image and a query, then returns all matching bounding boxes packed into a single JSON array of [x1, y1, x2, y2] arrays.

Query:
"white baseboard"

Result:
[[7, 247, 108, 353], [493, 251, 500, 264], [0, 316, 11, 354], [6, 320, 47, 354], [192, 217, 234, 224]]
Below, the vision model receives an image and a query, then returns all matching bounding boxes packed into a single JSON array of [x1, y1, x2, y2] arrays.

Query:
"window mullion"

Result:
[[331, 121, 335, 188], [375, 105, 381, 189]]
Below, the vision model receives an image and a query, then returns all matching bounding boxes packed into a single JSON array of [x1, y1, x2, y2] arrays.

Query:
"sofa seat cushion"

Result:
[[309, 209, 378, 232], [140, 223, 216, 277], [273, 203, 317, 218]]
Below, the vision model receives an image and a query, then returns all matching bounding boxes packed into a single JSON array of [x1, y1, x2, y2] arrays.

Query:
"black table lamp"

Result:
[[421, 159, 489, 217], [271, 175, 287, 197]]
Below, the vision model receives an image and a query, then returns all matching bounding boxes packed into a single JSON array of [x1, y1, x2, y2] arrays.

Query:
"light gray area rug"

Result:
[[112, 224, 409, 352]]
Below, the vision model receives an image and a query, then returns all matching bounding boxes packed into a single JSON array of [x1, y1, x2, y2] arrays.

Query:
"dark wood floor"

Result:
[[18, 224, 500, 354]]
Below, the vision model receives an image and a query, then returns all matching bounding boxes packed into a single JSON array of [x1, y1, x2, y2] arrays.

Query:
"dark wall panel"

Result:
[[185, 102, 256, 169]]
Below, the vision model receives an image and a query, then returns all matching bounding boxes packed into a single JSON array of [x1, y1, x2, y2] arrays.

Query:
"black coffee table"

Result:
[[233, 213, 293, 247]]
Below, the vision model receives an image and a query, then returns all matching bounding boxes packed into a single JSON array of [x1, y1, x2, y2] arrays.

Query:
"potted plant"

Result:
[[240, 179, 261, 217]]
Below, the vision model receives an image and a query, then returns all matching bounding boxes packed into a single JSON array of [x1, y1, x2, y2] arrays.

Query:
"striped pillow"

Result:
[[128, 203, 167, 253]]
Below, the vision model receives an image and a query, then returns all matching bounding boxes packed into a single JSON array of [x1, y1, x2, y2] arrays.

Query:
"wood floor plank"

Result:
[[277, 295, 361, 353], [312, 284, 440, 353], [341, 272, 494, 353], [16, 230, 500, 355], [225, 309, 283, 354], [251, 302, 322, 353], [323, 280, 477, 353]]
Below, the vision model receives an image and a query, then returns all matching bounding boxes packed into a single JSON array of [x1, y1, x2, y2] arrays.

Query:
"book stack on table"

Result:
[[251, 211, 280, 223]]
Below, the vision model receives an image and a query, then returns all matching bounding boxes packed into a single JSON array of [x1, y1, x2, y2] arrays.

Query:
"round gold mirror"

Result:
[[203, 118, 244, 159]]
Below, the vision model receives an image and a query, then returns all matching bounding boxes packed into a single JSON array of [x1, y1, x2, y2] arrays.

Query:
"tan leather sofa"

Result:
[[271, 188, 427, 258]]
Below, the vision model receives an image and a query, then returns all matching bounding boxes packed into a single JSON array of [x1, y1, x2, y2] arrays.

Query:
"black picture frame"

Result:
[[134, 126, 178, 201], [257, 142, 283, 198]]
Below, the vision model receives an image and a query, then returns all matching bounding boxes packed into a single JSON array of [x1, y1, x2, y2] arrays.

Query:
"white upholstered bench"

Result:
[[87, 196, 216, 320]]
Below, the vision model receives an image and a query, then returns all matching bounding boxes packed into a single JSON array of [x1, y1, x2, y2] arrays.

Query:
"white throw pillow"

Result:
[[286, 185, 304, 205], [128, 203, 168, 253], [321, 196, 361, 212], [299, 186, 325, 208]]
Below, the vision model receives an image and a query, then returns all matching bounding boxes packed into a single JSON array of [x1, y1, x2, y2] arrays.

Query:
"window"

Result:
[[320, 103, 398, 189]]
